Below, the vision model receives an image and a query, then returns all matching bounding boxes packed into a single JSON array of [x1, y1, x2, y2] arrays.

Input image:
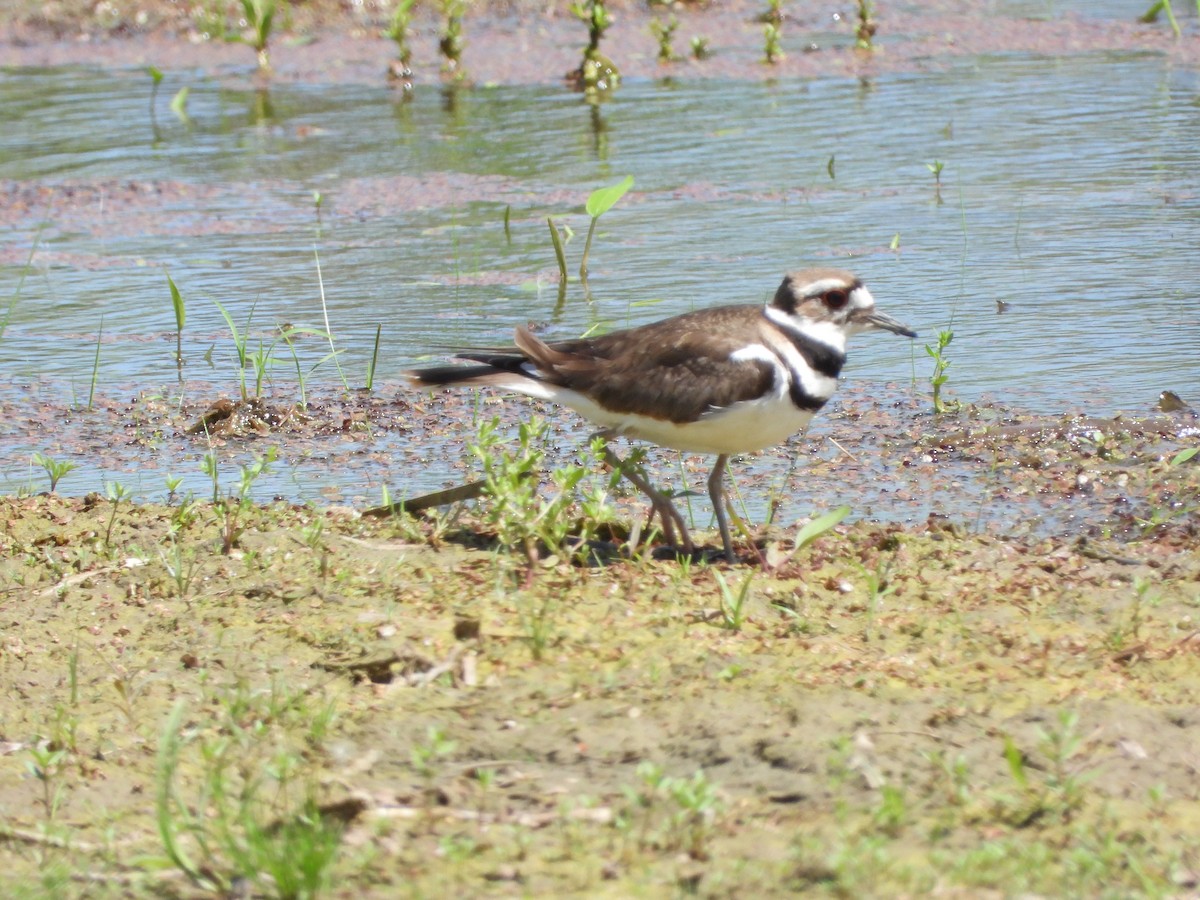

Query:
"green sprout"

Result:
[[238, 0, 278, 73], [169, 86, 190, 123], [855, 0, 877, 49], [32, 452, 77, 493], [570, 0, 620, 94], [386, 0, 417, 73], [927, 159, 945, 202], [926, 328, 959, 414], [650, 15, 680, 62], [1140, 0, 1199, 38], [438, 0, 468, 80], [167, 271, 185, 376], [580, 175, 634, 281], [764, 22, 784, 64]]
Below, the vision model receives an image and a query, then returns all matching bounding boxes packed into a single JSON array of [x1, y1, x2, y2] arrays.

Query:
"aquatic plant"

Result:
[[87, 314, 104, 410], [650, 15, 680, 62], [312, 248, 350, 392], [438, 0, 468, 80], [32, 452, 77, 493], [761, 0, 785, 63], [169, 86, 190, 123], [166, 271, 185, 377], [1139, 0, 1199, 38], [237, 0, 278, 73], [570, 0, 621, 94], [927, 159, 945, 202], [547, 217, 571, 282], [691, 35, 712, 60], [580, 175, 634, 281], [763, 22, 784, 64], [365, 324, 382, 392], [212, 298, 256, 403], [855, 0, 877, 50], [926, 328, 958, 414], [148, 65, 163, 136], [1136, 447, 1200, 533], [386, 0, 417, 83], [759, 0, 784, 25], [3, 222, 44, 345]]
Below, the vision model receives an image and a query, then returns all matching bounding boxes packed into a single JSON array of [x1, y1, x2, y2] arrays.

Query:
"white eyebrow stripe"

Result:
[[799, 277, 853, 297]]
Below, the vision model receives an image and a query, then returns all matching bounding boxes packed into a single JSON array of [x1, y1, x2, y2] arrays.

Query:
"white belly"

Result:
[[552, 389, 814, 456], [484, 375, 816, 455], [622, 401, 813, 455]]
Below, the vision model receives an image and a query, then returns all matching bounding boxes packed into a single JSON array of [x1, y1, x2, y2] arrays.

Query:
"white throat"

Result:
[[763, 306, 849, 354]]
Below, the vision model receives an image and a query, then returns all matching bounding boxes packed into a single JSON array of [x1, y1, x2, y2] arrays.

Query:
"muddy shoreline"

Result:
[[4, 1, 1196, 88]]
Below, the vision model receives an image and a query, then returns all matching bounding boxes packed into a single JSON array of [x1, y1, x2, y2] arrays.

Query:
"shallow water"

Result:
[[1, 50, 1198, 514]]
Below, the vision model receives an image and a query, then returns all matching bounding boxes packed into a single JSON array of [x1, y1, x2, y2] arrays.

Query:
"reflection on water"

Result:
[[0, 52, 1197, 506]]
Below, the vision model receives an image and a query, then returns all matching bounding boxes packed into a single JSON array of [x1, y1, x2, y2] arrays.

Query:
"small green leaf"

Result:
[[1169, 447, 1198, 467], [547, 217, 568, 281], [1003, 735, 1027, 788], [794, 505, 850, 552], [169, 87, 190, 121], [585, 175, 634, 219], [166, 272, 185, 331], [148, 65, 164, 85]]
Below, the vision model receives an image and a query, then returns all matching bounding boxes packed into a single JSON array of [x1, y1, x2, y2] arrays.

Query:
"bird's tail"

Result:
[[407, 364, 505, 387]]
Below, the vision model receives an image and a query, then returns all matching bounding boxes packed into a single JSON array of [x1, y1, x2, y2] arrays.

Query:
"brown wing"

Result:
[[520, 305, 775, 423]]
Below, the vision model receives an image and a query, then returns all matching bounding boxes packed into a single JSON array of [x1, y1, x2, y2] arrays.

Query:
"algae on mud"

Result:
[[2, 473, 1199, 895]]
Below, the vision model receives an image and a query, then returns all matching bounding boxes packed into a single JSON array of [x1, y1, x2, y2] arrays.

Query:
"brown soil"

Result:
[[1, 409, 1199, 895]]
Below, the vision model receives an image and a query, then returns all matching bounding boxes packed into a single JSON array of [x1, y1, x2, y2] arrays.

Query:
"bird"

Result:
[[408, 268, 915, 562]]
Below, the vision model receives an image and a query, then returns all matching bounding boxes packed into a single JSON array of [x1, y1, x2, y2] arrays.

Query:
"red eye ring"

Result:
[[825, 289, 848, 309]]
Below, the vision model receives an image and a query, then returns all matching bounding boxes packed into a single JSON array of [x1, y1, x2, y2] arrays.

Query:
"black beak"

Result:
[[856, 308, 917, 338]]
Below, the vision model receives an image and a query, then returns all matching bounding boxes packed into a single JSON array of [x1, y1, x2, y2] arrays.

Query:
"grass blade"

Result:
[[314, 247, 349, 391], [547, 217, 568, 282], [88, 314, 104, 410]]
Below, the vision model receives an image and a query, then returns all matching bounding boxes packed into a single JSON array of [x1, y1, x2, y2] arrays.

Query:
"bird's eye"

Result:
[[825, 290, 848, 309]]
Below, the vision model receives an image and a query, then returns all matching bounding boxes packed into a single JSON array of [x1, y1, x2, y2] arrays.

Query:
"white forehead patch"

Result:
[[848, 285, 875, 311]]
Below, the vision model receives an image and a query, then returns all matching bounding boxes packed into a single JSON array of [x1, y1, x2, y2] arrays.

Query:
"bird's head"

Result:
[[769, 269, 916, 345]]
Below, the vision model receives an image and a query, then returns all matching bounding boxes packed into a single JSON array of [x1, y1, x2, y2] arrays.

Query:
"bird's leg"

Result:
[[595, 439, 694, 555], [707, 454, 735, 563]]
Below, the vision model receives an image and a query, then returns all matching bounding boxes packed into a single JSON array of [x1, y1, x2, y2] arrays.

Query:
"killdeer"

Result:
[[409, 268, 915, 561]]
